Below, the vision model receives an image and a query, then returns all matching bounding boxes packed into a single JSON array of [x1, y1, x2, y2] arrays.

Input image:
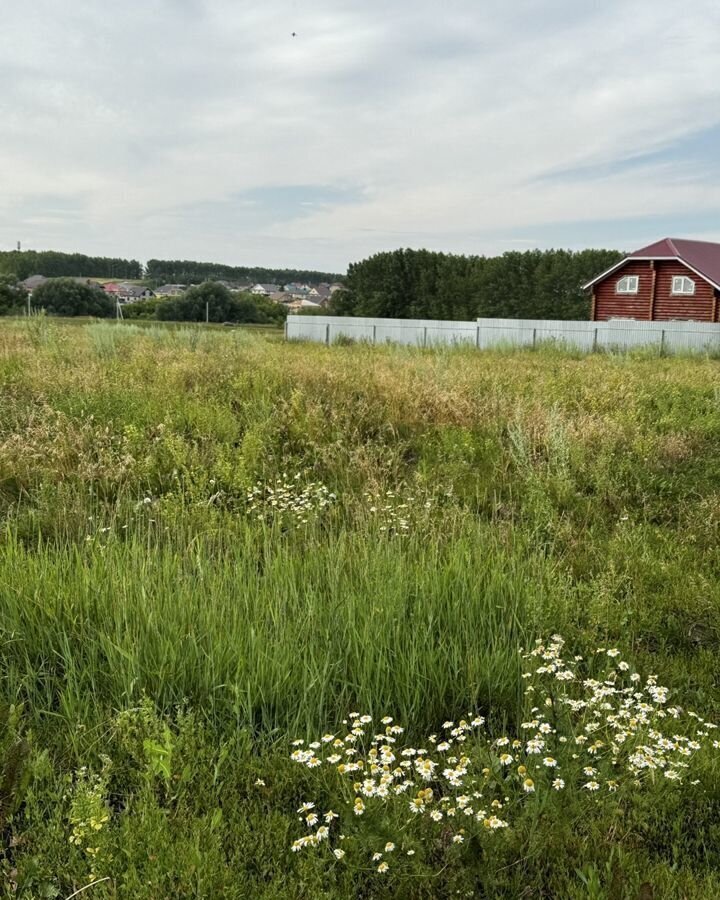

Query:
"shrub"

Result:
[[0, 274, 27, 315], [31, 278, 115, 317], [155, 282, 286, 325], [122, 298, 164, 320]]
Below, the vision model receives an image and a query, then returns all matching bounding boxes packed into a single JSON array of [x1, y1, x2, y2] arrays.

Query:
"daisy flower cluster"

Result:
[[246, 473, 336, 525], [364, 489, 435, 535], [521, 635, 717, 786], [285, 637, 717, 874]]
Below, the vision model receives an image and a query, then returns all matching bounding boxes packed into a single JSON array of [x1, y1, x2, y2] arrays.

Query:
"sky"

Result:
[[1, 0, 720, 274]]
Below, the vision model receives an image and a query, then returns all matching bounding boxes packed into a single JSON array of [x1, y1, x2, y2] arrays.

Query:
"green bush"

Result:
[[122, 298, 164, 320], [155, 282, 286, 325], [31, 277, 115, 317], [0, 274, 27, 315]]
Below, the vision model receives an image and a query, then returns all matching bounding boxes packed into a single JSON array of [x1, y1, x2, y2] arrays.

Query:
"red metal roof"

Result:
[[584, 238, 720, 291], [628, 238, 720, 289]]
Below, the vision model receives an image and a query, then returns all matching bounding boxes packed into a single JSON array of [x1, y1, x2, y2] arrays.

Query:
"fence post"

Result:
[[325, 323, 330, 346], [660, 330, 665, 355], [532, 328, 537, 349], [476, 324, 480, 349], [423, 326, 427, 348], [593, 328, 598, 352], [372, 324, 377, 345], [284, 319, 288, 340]]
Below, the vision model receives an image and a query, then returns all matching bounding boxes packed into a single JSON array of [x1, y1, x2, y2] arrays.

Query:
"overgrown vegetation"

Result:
[[0, 322, 719, 898]]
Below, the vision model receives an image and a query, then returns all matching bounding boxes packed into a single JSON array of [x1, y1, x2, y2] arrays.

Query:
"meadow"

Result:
[[1, 319, 719, 898]]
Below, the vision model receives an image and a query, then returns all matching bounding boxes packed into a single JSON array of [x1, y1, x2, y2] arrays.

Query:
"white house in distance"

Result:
[[251, 283, 280, 296]]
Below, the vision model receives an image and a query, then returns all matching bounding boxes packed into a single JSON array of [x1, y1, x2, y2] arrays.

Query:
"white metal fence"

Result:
[[286, 315, 720, 355]]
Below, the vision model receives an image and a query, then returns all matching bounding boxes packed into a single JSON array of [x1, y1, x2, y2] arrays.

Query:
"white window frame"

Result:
[[671, 275, 696, 296], [616, 275, 639, 295]]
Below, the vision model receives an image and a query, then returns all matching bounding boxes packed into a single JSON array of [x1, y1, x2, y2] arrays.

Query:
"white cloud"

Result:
[[1, 0, 719, 270]]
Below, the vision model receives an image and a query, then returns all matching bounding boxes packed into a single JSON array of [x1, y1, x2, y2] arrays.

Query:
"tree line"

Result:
[[0, 250, 142, 280], [0, 246, 627, 321], [145, 259, 343, 286], [0, 250, 343, 287], [329, 248, 624, 320]]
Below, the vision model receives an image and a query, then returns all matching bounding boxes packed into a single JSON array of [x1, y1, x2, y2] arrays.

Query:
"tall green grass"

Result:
[[0, 522, 533, 741], [2, 321, 720, 897]]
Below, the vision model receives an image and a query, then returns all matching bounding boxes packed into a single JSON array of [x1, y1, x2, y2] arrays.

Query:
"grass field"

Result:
[[1, 319, 719, 898]]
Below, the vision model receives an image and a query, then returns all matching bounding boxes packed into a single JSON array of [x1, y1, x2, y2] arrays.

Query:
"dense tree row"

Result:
[[0, 251, 142, 280], [0, 249, 341, 286], [145, 259, 343, 286], [329, 248, 624, 321]]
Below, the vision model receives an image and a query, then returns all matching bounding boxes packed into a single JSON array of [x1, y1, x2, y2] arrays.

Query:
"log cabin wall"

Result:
[[593, 261, 653, 320]]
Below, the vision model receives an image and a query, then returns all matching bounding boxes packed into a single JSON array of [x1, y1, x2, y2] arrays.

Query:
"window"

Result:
[[671, 275, 695, 295], [616, 275, 639, 294]]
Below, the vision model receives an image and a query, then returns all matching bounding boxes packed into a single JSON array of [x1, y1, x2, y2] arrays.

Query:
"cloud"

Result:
[[1, 0, 719, 270]]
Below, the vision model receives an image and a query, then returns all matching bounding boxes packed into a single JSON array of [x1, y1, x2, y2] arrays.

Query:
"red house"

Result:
[[584, 238, 720, 322]]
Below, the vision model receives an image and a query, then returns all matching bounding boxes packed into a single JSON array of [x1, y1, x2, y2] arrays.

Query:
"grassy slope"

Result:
[[0, 321, 719, 897]]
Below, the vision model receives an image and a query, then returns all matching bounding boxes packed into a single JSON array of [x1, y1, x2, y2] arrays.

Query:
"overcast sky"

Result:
[[2, 0, 719, 273]]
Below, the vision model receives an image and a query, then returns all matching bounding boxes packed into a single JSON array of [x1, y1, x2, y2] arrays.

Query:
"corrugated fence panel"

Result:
[[597, 323, 661, 350], [328, 322, 376, 342], [286, 316, 720, 355], [537, 328, 596, 351], [665, 328, 720, 353], [425, 324, 478, 346], [375, 323, 425, 346], [289, 319, 329, 342]]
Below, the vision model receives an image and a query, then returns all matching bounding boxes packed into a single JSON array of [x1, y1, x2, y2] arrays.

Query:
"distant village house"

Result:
[[19, 275, 47, 294], [251, 283, 280, 296], [154, 284, 187, 297], [103, 282, 155, 303]]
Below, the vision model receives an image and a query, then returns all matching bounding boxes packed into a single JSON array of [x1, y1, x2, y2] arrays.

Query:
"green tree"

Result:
[[121, 298, 164, 320], [156, 282, 236, 322], [0, 274, 27, 315], [334, 248, 624, 321], [31, 279, 115, 317], [154, 283, 287, 325]]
